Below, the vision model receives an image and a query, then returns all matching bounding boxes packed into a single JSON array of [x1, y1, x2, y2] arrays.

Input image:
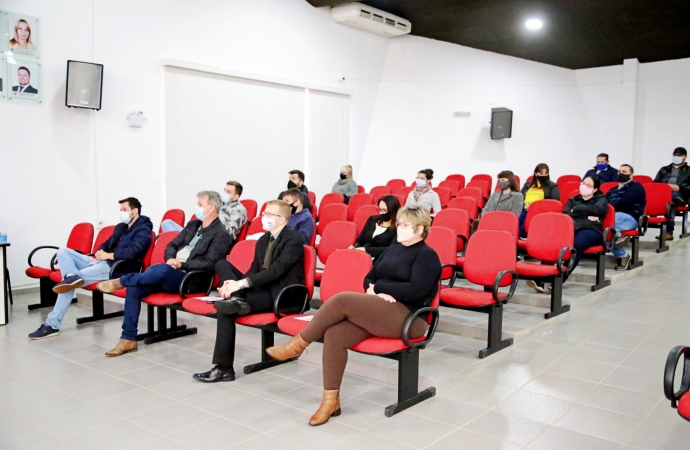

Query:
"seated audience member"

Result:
[[654, 147, 690, 239], [606, 164, 646, 270], [28, 198, 153, 340], [331, 165, 358, 203], [348, 195, 400, 260], [265, 206, 441, 426], [279, 170, 311, 211], [193, 200, 305, 383], [99, 191, 232, 357], [482, 170, 524, 217], [584, 153, 618, 183], [282, 188, 315, 245], [519, 163, 561, 238], [161, 181, 247, 243], [406, 169, 441, 214]]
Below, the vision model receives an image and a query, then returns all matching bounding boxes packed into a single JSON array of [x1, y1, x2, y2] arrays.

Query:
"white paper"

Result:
[[294, 315, 314, 322], [193, 296, 225, 302]]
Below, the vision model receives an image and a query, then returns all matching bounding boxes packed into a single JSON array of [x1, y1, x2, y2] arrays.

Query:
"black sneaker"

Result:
[[526, 280, 545, 294], [52, 274, 84, 294], [28, 324, 60, 340], [214, 298, 251, 316], [616, 255, 631, 271]]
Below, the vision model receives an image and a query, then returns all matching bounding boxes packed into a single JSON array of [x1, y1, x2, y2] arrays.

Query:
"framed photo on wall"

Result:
[[8, 58, 41, 104], [0, 11, 6, 53], [0, 57, 6, 99], [5, 12, 40, 59]]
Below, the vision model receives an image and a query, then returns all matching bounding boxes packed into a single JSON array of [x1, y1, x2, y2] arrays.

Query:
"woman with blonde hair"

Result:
[[331, 164, 358, 203], [9, 19, 37, 52]]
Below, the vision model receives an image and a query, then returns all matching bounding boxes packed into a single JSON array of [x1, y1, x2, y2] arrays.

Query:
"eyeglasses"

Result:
[[396, 221, 414, 229], [262, 212, 286, 219]]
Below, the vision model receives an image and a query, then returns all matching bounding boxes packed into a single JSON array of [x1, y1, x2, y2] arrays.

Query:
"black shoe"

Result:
[[214, 298, 251, 316], [28, 324, 60, 340], [616, 255, 631, 271], [193, 366, 235, 383], [52, 274, 84, 294]]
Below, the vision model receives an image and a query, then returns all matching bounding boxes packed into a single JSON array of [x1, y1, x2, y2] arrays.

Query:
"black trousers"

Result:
[[212, 260, 273, 368]]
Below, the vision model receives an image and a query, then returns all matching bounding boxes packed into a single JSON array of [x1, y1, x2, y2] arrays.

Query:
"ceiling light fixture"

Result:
[[525, 19, 543, 30]]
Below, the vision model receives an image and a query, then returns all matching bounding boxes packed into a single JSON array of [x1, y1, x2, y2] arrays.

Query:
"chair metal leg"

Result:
[[384, 349, 436, 417], [27, 277, 58, 310], [243, 329, 297, 374], [5, 268, 12, 305], [545, 275, 570, 319], [657, 224, 669, 253], [137, 306, 195, 344], [680, 211, 689, 238], [76, 290, 124, 324], [591, 253, 611, 291], [478, 304, 513, 358], [628, 236, 643, 269]]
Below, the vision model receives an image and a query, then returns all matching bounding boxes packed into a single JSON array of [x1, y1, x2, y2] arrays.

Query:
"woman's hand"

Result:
[[376, 293, 397, 303], [355, 247, 367, 252], [587, 216, 600, 222], [366, 283, 376, 295], [347, 245, 355, 250]]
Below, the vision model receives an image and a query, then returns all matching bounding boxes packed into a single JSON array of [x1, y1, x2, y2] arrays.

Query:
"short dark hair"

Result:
[[418, 169, 434, 181], [289, 170, 305, 182], [226, 181, 243, 197], [119, 197, 142, 214], [583, 175, 601, 190], [282, 188, 304, 203], [597, 153, 609, 161], [620, 164, 634, 173], [18, 66, 30, 76]]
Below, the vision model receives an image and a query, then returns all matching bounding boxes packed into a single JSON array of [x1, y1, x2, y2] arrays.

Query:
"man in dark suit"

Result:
[[12, 66, 38, 95], [194, 199, 305, 382]]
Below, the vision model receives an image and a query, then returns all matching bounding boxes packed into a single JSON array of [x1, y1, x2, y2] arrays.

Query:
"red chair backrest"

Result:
[[561, 187, 581, 207], [644, 183, 672, 217], [247, 219, 265, 236], [560, 181, 580, 197], [259, 202, 268, 217], [467, 180, 490, 200], [386, 179, 406, 192], [303, 245, 317, 300], [92, 226, 115, 254], [478, 211, 519, 243], [309, 225, 317, 247], [456, 188, 484, 209], [240, 200, 257, 222], [347, 193, 374, 222], [317, 203, 348, 235], [634, 175, 653, 184], [320, 250, 372, 303], [394, 194, 407, 207], [448, 197, 479, 221], [557, 175, 582, 186], [66, 223, 95, 255], [526, 213, 574, 261], [602, 204, 615, 242], [141, 231, 157, 269], [151, 231, 179, 265], [353, 205, 380, 234], [228, 240, 256, 274], [426, 226, 460, 281], [438, 180, 460, 196], [317, 221, 357, 265], [370, 185, 392, 200], [159, 209, 185, 234], [526, 175, 533, 184], [600, 182, 618, 195], [433, 187, 453, 209], [471, 174, 492, 185], [357, 185, 365, 194], [446, 174, 466, 189], [307, 191, 316, 206], [433, 208, 470, 252], [236, 221, 249, 242], [396, 186, 414, 200], [318, 193, 344, 213], [464, 230, 516, 287], [309, 203, 317, 221], [524, 199, 563, 234]]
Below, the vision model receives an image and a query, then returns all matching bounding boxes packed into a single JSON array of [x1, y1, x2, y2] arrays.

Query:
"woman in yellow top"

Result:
[[519, 163, 560, 238], [9, 19, 37, 52]]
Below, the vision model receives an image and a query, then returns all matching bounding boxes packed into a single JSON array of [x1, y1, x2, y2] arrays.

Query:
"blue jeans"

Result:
[[45, 248, 111, 330], [119, 264, 184, 340], [518, 209, 528, 238], [564, 228, 603, 283], [160, 220, 184, 233], [668, 192, 684, 234], [611, 212, 638, 258]]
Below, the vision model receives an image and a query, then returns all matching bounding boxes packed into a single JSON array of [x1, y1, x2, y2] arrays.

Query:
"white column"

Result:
[[620, 58, 639, 166]]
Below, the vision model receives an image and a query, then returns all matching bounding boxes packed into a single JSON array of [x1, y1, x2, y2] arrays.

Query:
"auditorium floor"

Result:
[[3, 243, 690, 449]]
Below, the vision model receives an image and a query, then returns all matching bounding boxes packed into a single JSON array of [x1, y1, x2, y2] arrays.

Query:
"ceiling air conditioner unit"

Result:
[[331, 2, 411, 37]]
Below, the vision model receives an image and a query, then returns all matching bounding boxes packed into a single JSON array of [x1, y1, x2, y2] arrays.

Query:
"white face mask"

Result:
[[415, 178, 427, 188], [119, 210, 132, 224], [397, 226, 416, 242], [262, 216, 277, 232], [220, 191, 231, 203]]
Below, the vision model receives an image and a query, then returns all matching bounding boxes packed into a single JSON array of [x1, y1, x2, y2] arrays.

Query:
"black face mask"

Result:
[[339, 173, 347, 180], [289, 202, 298, 216], [536, 175, 550, 185], [617, 173, 631, 183], [378, 212, 390, 222], [287, 180, 297, 189]]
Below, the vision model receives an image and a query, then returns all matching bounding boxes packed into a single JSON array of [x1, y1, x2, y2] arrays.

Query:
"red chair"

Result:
[[446, 174, 466, 189], [394, 194, 407, 207], [516, 213, 575, 319], [347, 193, 374, 222], [561, 187, 581, 208], [456, 187, 484, 209], [306, 191, 316, 206], [318, 193, 344, 215], [470, 174, 493, 189], [315, 221, 358, 282], [525, 175, 534, 185], [397, 186, 414, 201], [433, 209, 470, 254], [557, 175, 582, 187], [477, 211, 519, 243], [438, 180, 460, 197], [240, 200, 257, 222], [518, 199, 563, 251], [664, 345, 690, 422], [440, 230, 518, 358], [582, 204, 616, 291], [386, 179, 406, 192], [26, 222, 94, 311], [448, 197, 479, 221], [246, 219, 265, 237], [236, 221, 249, 242], [353, 205, 380, 234], [370, 186, 392, 199], [357, 185, 365, 194], [433, 187, 453, 210], [158, 209, 185, 234], [643, 183, 675, 253], [634, 175, 653, 184], [599, 182, 617, 195], [426, 226, 460, 286], [467, 180, 490, 200], [317, 203, 348, 236], [258, 202, 268, 217]]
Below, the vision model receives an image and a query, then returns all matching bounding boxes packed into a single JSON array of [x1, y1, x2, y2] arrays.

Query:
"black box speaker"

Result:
[[65, 60, 104, 110], [490, 107, 513, 139]]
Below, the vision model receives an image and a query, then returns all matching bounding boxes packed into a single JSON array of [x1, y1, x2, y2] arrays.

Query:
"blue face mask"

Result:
[[415, 178, 427, 188], [195, 205, 208, 221], [220, 192, 231, 203], [596, 163, 608, 170], [119, 210, 132, 224], [672, 156, 684, 165]]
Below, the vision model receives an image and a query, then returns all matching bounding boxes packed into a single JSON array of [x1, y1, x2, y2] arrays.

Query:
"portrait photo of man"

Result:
[[12, 65, 38, 96]]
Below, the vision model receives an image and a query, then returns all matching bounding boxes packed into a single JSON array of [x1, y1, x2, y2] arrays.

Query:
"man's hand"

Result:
[[366, 283, 376, 295], [524, 203, 530, 210], [219, 280, 241, 298], [94, 250, 114, 261], [347, 245, 355, 250], [670, 183, 680, 192], [354, 247, 367, 252], [376, 293, 396, 303], [587, 216, 600, 222], [166, 259, 182, 269]]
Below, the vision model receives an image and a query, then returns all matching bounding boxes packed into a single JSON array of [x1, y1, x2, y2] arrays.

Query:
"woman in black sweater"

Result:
[[349, 195, 400, 260], [265, 206, 441, 426]]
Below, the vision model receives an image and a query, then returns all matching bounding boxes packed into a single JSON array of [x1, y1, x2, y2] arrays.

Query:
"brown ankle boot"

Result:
[[105, 339, 138, 357], [309, 389, 341, 426], [266, 334, 309, 361], [98, 278, 122, 294]]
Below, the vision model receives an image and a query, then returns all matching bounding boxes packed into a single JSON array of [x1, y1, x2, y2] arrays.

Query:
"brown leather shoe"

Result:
[[309, 389, 341, 426], [266, 334, 309, 361], [105, 339, 138, 357], [98, 278, 122, 294], [655, 233, 674, 241]]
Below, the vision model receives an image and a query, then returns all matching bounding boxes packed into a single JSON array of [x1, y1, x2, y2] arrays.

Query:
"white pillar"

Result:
[[620, 58, 639, 166]]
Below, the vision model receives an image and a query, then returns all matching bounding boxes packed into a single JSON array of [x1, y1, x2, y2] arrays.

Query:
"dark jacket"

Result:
[[606, 180, 646, 221], [654, 163, 690, 201], [245, 227, 305, 301], [563, 192, 609, 233], [584, 165, 618, 183], [354, 215, 397, 259], [99, 216, 154, 277], [278, 184, 312, 211], [520, 181, 560, 203], [287, 208, 315, 245]]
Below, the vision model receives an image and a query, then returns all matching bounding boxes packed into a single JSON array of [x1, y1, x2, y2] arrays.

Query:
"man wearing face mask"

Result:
[[28, 198, 153, 340], [654, 148, 690, 238], [99, 191, 232, 357], [279, 170, 311, 212], [193, 200, 305, 382], [606, 165, 646, 269], [583, 153, 618, 183], [282, 188, 315, 245]]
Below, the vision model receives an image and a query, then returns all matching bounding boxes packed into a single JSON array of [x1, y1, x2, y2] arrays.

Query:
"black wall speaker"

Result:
[[65, 60, 104, 110], [490, 107, 513, 139]]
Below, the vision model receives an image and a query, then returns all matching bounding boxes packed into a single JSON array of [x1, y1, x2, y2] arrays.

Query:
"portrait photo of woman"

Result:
[[6, 14, 40, 57]]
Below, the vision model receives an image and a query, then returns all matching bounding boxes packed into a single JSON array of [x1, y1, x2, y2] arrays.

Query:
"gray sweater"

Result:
[[332, 178, 358, 197], [482, 191, 524, 217]]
